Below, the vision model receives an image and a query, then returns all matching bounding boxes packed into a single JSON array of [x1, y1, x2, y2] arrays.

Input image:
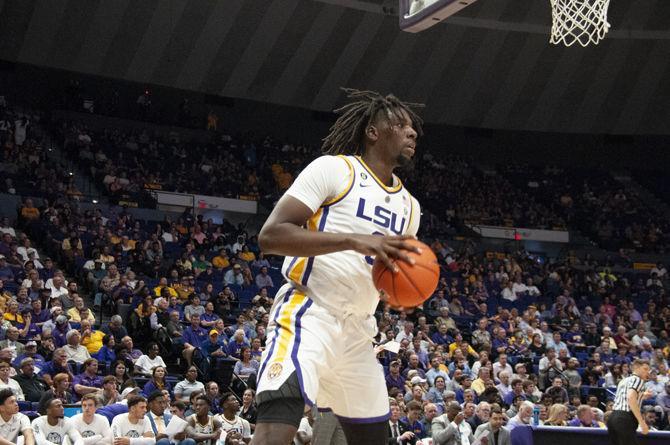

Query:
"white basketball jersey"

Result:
[[282, 155, 420, 316]]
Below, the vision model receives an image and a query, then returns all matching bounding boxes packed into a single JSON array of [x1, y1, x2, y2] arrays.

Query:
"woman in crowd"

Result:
[[142, 365, 172, 397], [38, 372, 73, 410], [111, 360, 130, 390], [233, 347, 259, 384], [544, 403, 568, 426], [239, 388, 257, 432], [174, 366, 205, 403]]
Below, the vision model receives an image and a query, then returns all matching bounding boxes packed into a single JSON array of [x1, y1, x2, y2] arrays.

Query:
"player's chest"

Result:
[[331, 189, 411, 236]]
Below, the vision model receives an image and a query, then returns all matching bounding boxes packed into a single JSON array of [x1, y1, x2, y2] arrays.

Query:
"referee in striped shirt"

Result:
[[606, 358, 653, 445]]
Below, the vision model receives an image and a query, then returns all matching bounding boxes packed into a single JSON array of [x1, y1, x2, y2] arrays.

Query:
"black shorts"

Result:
[[255, 371, 305, 428]]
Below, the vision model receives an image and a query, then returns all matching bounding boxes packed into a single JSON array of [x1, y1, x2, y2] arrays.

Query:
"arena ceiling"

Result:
[[1, 0, 669, 134]]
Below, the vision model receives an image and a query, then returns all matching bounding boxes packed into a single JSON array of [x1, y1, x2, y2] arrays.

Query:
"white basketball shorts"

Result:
[[256, 283, 390, 423]]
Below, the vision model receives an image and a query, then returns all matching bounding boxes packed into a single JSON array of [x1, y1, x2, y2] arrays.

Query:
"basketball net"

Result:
[[549, 0, 611, 47]]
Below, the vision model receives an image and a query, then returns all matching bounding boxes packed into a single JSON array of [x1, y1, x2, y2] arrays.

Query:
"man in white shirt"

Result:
[[31, 398, 84, 445], [63, 330, 91, 364], [0, 388, 34, 445], [492, 354, 514, 382], [134, 344, 167, 377], [70, 394, 112, 445], [217, 393, 251, 444], [111, 395, 155, 444]]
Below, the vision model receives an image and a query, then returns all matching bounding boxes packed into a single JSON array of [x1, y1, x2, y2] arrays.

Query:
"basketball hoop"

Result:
[[549, 0, 611, 47]]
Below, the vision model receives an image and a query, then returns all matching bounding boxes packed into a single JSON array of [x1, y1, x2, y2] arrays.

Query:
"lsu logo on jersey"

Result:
[[355, 197, 406, 235]]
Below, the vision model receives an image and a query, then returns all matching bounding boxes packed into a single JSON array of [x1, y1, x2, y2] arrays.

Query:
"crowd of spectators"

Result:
[[0, 190, 667, 443], [504, 163, 670, 253], [3, 93, 670, 443], [0, 104, 83, 200]]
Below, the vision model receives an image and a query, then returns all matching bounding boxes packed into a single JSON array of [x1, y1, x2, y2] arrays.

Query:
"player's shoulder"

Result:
[[306, 154, 354, 171]]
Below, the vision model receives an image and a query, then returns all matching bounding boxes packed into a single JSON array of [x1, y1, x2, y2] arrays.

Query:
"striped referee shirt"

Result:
[[613, 374, 645, 411]]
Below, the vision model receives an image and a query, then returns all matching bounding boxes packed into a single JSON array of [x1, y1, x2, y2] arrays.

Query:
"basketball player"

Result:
[[607, 358, 653, 445], [70, 394, 113, 445], [186, 395, 222, 445], [0, 388, 34, 445], [31, 399, 84, 445], [252, 89, 423, 445]]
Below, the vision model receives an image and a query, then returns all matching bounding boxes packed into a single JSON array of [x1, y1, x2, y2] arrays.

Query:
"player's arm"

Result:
[[628, 387, 648, 434], [259, 195, 417, 272]]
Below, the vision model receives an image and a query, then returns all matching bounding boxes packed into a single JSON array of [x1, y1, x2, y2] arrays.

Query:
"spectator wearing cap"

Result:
[[0, 360, 24, 400], [201, 330, 228, 360], [47, 311, 68, 348], [39, 257, 55, 281], [14, 357, 47, 402], [72, 358, 103, 398], [386, 360, 405, 393], [63, 329, 91, 364], [224, 264, 244, 286], [13, 341, 46, 370]]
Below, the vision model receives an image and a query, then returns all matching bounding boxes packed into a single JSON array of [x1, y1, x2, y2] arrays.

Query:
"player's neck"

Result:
[[83, 413, 94, 423], [222, 411, 236, 421], [361, 152, 394, 186], [196, 413, 209, 424]]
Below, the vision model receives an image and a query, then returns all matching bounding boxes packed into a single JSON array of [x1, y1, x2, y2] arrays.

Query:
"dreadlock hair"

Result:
[[321, 88, 424, 155]]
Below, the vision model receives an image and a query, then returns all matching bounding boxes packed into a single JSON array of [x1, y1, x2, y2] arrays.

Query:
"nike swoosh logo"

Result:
[[360, 183, 371, 187]]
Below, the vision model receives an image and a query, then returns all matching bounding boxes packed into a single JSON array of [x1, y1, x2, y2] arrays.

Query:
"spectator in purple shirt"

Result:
[[227, 329, 250, 359], [431, 323, 453, 346], [72, 358, 103, 398], [254, 267, 274, 289], [182, 313, 208, 367], [385, 360, 405, 393], [567, 405, 600, 427], [30, 299, 50, 326], [117, 336, 142, 365]]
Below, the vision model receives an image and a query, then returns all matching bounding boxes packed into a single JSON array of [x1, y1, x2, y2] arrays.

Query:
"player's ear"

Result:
[[365, 124, 380, 142]]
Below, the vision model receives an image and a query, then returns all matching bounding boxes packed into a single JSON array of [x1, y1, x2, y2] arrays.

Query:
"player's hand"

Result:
[[114, 437, 130, 445], [399, 431, 415, 440], [640, 422, 649, 435], [349, 234, 421, 273]]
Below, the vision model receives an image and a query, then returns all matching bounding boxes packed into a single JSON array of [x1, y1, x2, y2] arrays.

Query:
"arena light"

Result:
[[399, 0, 479, 33]]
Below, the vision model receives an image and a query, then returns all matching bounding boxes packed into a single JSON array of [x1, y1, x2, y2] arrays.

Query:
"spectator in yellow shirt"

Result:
[[238, 245, 255, 263], [153, 277, 178, 299], [212, 249, 230, 270], [80, 319, 105, 354], [66, 296, 96, 324], [20, 199, 40, 221]]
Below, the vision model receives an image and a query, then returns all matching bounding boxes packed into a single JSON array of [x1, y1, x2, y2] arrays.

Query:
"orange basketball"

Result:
[[372, 239, 440, 309]]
